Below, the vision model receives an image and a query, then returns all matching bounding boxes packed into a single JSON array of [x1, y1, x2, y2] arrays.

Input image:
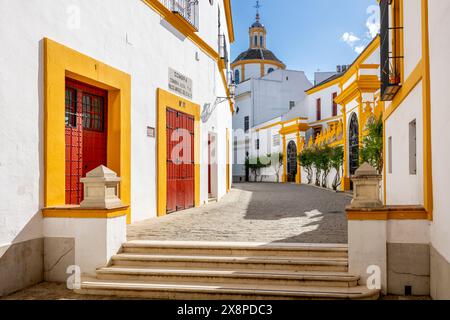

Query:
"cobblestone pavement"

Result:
[[0, 282, 431, 300], [128, 183, 352, 244], [0, 282, 135, 300]]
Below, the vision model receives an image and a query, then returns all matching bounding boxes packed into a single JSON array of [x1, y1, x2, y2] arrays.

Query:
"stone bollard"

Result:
[[347, 162, 386, 294], [349, 162, 382, 208], [80, 165, 123, 209]]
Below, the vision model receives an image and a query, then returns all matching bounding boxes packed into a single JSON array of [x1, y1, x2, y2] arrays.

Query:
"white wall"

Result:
[[232, 69, 311, 180], [307, 83, 341, 122], [428, 0, 450, 263], [403, 0, 422, 79], [385, 84, 423, 205], [0, 0, 232, 248], [243, 63, 261, 80]]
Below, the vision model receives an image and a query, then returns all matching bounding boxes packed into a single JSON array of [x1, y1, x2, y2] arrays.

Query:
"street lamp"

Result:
[[215, 81, 236, 104]]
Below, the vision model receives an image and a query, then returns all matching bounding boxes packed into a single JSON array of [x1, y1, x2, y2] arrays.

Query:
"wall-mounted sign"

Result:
[[147, 126, 155, 138], [169, 68, 193, 99]]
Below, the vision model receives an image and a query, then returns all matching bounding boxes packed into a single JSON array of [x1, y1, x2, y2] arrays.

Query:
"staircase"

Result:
[[76, 241, 380, 300]]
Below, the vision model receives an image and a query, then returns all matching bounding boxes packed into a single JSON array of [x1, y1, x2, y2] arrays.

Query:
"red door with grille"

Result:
[[65, 79, 107, 204], [166, 108, 195, 213]]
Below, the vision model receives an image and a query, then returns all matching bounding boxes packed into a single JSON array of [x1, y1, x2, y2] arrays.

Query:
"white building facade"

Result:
[[0, 0, 234, 296], [231, 11, 312, 182]]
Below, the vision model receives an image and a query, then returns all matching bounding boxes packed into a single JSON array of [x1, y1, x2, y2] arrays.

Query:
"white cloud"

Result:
[[366, 5, 380, 39], [341, 32, 360, 46], [354, 45, 366, 54], [341, 5, 380, 54]]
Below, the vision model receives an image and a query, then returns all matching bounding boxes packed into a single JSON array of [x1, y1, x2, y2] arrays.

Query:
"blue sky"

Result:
[[230, 0, 380, 81]]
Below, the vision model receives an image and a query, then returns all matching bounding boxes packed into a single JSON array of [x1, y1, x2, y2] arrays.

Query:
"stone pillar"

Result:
[[43, 166, 127, 279], [349, 163, 383, 208], [80, 165, 123, 209], [347, 163, 387, 294]]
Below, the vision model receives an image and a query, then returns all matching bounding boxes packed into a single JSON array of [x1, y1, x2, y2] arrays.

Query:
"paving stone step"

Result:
[[111, 254, 348, 272], [77, 277, 379, 300], [122, 240, 348, 258], [96, 266, 359, 288]]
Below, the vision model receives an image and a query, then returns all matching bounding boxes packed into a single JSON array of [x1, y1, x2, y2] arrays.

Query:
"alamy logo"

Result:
[[366, 265, 381, 290], [66, 265, 81, 290], [67, 5, 81, 30]]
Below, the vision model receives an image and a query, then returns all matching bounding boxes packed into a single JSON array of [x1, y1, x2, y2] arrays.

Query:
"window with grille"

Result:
[[289, 101, 295, 110], [332, 92, 338, 117], [164, 0, 199, 30], [82, 94, 105, 132], [273, 134, 280, 147], [316, 98, 322, 121], [256, 139, 260, 150], [388, 136, 393, 174], [234, 69, 240, 84], [380, 0, 403, 101], [244, 116, 249, 132], [409, 120, 417, 175], [65, 88, 77, 127]]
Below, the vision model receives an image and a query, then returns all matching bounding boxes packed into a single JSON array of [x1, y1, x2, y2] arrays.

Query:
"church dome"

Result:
[[251, 21, 264, 28], [232, 2, 285, 68], [233, 48, 283, 65]]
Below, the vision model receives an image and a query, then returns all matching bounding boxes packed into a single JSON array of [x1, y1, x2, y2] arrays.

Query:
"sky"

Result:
[[230, 0, 380, 81]]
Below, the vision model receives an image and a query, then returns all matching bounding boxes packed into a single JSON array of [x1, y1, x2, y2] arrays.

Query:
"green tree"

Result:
[[298, 149, 314, 184], [267, 153, 283, 183], [330, 146, 344, 190], [310, 147, 322, 187], [316, 146, 332, 188], [245, 156, 271, 182], [360, 115, 383, 173]]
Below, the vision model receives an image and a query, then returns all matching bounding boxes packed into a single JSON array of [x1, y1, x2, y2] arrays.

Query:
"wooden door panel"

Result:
[[166, 108, 195, 213], [65, 79, 107, 205]]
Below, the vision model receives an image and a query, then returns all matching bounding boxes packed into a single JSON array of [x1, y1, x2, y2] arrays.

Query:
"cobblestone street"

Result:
[[128, 183, 351, 244]]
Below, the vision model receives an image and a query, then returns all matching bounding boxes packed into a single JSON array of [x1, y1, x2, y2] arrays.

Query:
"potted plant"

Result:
[[389, 60, 401, 85]]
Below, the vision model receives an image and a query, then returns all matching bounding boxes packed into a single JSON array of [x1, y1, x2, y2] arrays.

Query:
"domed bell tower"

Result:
[[249, 1, 266, 49]]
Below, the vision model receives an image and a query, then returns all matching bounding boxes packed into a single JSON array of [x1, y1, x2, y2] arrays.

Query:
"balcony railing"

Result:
[[380, 0, 403, 101], [160, 0, 199, 31]]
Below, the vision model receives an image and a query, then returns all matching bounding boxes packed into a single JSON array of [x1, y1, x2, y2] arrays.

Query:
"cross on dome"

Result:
[[254, 0, 262, 22]]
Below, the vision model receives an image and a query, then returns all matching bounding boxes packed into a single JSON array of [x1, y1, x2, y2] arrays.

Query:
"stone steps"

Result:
[[122, 240, 349, 258], [76, 241, 379, 300], [78, 277, 379, 300], [96, 266, 359, 288], [111, 253, 348, 272]]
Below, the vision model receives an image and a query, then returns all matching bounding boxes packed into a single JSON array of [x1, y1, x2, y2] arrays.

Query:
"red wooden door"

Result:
[[166, 108, 195, 213], [65, 79, 107, 204]]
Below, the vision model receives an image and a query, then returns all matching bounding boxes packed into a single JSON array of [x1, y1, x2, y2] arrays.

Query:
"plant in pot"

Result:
[[389, 60, 401, 85]]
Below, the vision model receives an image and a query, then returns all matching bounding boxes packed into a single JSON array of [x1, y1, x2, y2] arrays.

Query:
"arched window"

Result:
[[268, 68, 275, 74], [234, 69, 240, 84], [254, 35, 258, 47], [260, 35, 264, 47]]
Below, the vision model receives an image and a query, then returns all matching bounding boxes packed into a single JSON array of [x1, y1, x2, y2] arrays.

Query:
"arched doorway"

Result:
[[287, 141, 297, 183], [348, 113, 359, 189]]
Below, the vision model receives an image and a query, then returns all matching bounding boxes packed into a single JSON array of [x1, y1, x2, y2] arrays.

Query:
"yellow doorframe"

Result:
[[157, 88, 201, 217], [43, 38, 131, 223]]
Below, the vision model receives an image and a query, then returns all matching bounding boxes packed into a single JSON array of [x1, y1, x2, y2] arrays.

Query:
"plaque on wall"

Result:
[[168, 68, 193, 99]]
